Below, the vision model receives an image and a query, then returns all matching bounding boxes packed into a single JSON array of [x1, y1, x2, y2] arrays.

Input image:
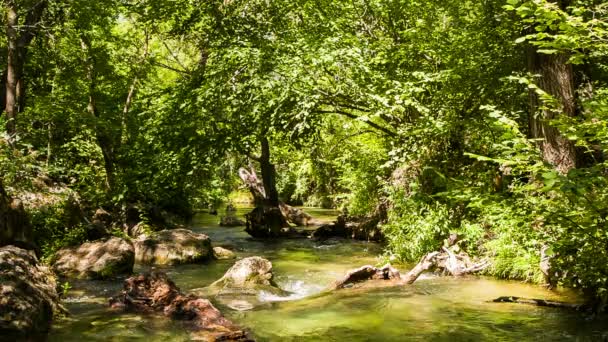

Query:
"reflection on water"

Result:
[[49, 207, 608, 341]]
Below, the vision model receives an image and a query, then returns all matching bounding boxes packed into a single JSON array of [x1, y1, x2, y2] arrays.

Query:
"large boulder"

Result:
[[52, 237, 134, 279], [110, 272, 251, 341], [0, 245, 64, 339], [209, 257, 288, 296], [134, 229, 212, 265]]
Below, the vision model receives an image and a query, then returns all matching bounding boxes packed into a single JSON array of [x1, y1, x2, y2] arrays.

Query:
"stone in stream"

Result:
[[213, 246, 236, 260], [219, 215, 246, 227], [133, 229, 212, 265], [52, 237, 135, 279], [208, 257, 289, 297], [0, 245, 65, 340], [109, 272, 252, 341]]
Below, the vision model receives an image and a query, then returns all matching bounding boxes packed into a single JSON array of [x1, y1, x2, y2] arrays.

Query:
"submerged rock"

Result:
[[220, 216, 245, 227], [213, 246, 236, 260], [209, 257, 288, 296], [52, 237, 134, 279], [110, 272, 252, 341], [134, 229, 212, 265], [0, 245, 64, 339]]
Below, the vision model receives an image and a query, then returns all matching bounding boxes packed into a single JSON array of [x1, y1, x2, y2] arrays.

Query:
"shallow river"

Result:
[[49, 208, 608, 341]]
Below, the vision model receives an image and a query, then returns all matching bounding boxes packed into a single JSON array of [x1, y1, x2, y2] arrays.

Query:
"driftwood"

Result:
[[402, 252, 441, 284], [330, 246, 491, 290], [442, 247, 491, 277], [330, 265, 401, 290]]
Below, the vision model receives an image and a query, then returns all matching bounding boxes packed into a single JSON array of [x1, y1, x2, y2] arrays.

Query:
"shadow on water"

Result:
[[48, 207, 608, 341]]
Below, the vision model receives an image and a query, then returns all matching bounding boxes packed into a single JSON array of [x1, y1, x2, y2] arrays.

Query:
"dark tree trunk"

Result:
[[80, 35, 116, 192], [260, 137, 279, 207], [527, 1, 579, 174], [3, 0, 47, 144], [242, 137, 288, 237], [238, 137, 313, 238]]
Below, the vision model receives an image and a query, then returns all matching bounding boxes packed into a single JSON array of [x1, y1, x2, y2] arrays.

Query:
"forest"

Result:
[[1, 0, 608, 340]]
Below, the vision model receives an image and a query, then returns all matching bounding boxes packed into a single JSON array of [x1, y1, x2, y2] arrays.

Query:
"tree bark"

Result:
[[527, 2, 579, 174], [260, 136, 279, 207], [238, 137, 317, 237], [5, 2, 19, 142], [3, 0, 47, 144]]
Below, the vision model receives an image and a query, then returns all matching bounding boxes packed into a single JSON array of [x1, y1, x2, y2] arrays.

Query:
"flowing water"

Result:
[[48, 207, 608, 341]]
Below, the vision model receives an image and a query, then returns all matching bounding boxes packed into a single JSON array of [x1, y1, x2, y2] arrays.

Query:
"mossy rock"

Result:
[[133, 229, 212, 265]]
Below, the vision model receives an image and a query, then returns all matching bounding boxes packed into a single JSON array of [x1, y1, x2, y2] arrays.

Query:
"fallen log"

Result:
[[402, 252, 441, 284], [330, 264, 401, 290], [330, 246, 491, 290], [442, 247, 491, 277]]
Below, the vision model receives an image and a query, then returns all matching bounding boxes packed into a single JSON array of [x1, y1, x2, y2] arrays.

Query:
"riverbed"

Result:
[[48, 207, 608, 341]]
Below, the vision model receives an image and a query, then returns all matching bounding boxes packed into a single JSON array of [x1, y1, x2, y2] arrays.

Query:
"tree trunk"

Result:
[[238, 137, 317, 237], [5, 2, 19, 143], [260, 137, 279, 207], [238, 139, 313, 237], [527, 2, 579, 174], [3, 0, 47, 144], [80, 35, 116, 192]]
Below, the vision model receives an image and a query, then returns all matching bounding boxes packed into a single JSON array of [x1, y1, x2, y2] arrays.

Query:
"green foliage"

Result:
[[383, 195, 452, 262], [60, 281, 72, 297], [31, 200, 89, 260]]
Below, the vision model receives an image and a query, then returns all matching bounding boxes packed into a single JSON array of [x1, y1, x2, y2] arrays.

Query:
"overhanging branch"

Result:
[[314, 110, 398, 137]]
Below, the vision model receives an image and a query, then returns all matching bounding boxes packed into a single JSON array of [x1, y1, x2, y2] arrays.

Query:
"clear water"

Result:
[[48, 207, 608, 341]]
